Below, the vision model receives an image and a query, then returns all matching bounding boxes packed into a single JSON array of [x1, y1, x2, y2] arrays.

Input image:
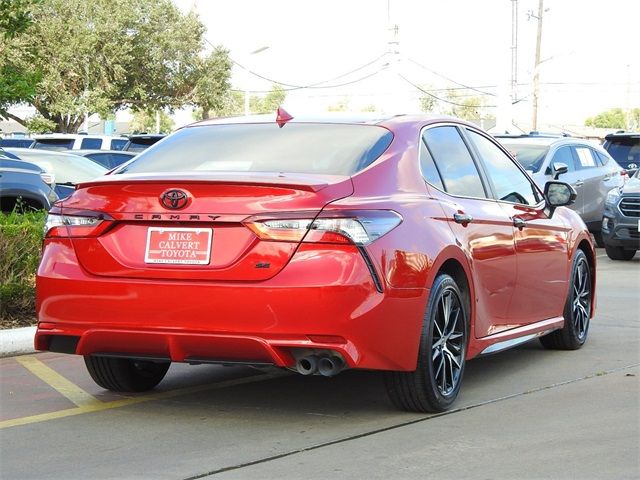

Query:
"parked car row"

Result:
[[494, 133, 626, 247], [0, 150, 58, 211], [0, 147, 123, 211], [0, 133, 165, 152]]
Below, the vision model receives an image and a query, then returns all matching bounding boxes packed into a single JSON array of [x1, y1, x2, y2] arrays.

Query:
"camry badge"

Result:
[[160, 189, 189, 210]]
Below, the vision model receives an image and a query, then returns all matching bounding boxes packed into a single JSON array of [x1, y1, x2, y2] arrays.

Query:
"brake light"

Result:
[[245, 210, 402, 246], [44, 209, 113, 238]]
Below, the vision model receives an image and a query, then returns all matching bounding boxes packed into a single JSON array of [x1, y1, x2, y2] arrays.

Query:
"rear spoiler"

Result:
[[78, 172, 350, 193]]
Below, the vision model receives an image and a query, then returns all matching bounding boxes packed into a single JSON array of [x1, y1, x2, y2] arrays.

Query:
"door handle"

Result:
[[573, 180, 584, 187], [513, 217, 527, 229], [453, 213, 473, 225]]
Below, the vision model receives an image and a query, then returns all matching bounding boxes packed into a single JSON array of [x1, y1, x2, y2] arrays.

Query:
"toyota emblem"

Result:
[[160, 189, 189, 210]]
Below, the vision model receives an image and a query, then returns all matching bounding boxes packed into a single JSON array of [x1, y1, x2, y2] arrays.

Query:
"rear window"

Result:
[[119, 124, 393, 176], [0, 139, 34, 148], [33, 139, 74, 151], [501, 143, 549, 173], [125, 136, 164, 152], [604, 137, 640, 168], [80, 138, 102, 149], [16, 152, 106, 184]]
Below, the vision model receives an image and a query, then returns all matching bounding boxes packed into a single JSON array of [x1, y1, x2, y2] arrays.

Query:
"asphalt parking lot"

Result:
[[1, 251, 638, 480]]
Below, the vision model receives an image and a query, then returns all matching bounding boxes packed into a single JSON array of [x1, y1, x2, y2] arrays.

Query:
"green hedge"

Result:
[[0, 209, 46, 320]]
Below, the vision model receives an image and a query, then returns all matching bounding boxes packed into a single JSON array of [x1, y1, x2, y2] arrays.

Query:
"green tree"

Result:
[[0, 0, 41, 113], [0, 0, 230, 133], [130, 109, 174, 134], [448, 91, 484, 120], [0, 0, 39, 38], [24, 114, 56, 133], [419, 86, 436, 113], [327, 97, 350, 112], [584, 108, 626, 129], [250, 85, 286, 114], [191, 47, 233, 120], [630, 108, 640, 131]]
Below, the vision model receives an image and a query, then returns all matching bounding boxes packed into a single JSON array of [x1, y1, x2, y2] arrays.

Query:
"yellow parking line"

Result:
[[15, 356, 100, 408], [1, 370, 288, 429]]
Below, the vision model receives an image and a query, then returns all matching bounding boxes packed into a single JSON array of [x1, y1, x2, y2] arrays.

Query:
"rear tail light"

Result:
[[245, 210, 402, 246], [44, 209, 113, 238]]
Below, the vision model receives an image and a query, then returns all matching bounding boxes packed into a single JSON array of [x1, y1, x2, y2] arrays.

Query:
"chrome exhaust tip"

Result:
[[296, 355, 319, 375]]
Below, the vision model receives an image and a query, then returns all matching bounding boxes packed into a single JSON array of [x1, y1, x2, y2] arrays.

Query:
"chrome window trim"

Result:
[[418, 122, 492, 202]]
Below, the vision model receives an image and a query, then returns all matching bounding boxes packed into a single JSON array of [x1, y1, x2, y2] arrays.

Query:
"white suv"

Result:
[[32, 134, 128, 151]]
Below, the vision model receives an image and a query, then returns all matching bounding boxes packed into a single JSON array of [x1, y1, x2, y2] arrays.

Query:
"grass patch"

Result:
[[0, 208, 46, 326]]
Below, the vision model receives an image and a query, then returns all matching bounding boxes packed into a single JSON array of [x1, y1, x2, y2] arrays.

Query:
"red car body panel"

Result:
[[35, 115, 596, 373]]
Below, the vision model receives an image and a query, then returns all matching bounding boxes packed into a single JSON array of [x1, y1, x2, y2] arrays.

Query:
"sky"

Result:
[[174, 0, 639, 132]]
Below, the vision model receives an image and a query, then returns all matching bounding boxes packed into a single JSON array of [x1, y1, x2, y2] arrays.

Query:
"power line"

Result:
[[230, 69, 385, 94], [406, 58, 496, 96], [397, 74, 497, 108], [229, 52, 389, 90]]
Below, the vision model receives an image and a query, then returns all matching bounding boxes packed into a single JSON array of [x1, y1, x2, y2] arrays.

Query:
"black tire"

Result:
[[604, 243, 636, 261], [384, 273, 468, 413], [540, 249, 592, 350], [84, 356, 170, 392]]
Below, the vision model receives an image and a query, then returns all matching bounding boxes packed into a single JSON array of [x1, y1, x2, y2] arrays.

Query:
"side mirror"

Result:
[[552, 162, 568, 180], [544, 181, 577, 216]]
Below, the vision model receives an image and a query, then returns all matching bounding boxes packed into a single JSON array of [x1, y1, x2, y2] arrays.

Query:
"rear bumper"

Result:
[[36, 240, 427, 371]]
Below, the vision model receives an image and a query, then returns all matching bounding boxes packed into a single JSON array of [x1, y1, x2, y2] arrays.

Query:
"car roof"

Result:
[[605, 132, 640, 140], [126, 134, 166, 139], [496, 136, 597, 147], [73, 149, 136, 155], [5, 147, 88, 159], [33, 134, 127, 140], [189, 112, 470, 127], [0, 157, 44, 173]]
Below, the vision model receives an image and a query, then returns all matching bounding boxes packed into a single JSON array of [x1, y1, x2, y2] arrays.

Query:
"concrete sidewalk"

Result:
[[215, 367, 640, 480]]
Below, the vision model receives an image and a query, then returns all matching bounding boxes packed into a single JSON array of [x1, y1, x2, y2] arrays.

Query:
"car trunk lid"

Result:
[[62, 172, 353, 281]]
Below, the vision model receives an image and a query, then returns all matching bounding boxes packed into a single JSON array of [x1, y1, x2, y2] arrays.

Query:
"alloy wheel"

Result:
[[572, 257, 591, 341], [431, 288, 465, 396]]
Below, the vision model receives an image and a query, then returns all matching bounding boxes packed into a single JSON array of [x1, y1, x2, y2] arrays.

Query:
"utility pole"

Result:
[[531, 0, 544, 131], [625, 64, 631, 130], [511, 0, 518, 103]]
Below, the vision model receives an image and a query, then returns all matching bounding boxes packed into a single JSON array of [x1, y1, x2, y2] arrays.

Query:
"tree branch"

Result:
[[0, 110, 27, 127]]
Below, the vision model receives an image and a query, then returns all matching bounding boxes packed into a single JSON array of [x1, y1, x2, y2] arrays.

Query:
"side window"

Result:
[[467, 130, 541, 205], [81, 138, 102, 149], [596, 151, 610, 166], [422, 126, 486, 198], [574, 147, 597, 170], [419, 137, 444, 190], [111, 139, 127, 151], [550, 146, 576, 172]]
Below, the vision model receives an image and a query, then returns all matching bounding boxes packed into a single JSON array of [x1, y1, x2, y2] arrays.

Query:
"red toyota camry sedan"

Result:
[[35, 112, 595, 412]]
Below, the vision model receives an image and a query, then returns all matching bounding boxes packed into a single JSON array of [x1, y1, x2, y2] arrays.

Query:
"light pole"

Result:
[[530, 0, 544, 131], [244, 46, 270, 116]]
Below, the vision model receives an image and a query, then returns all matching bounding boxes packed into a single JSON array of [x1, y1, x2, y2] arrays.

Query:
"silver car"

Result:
[[497, 136, 625, 242]]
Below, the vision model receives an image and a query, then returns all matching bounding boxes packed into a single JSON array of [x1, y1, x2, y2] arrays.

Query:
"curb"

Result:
[[0, 326, 37, 358]]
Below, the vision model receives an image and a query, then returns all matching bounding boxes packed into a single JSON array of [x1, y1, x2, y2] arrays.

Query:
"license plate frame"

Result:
[[144, 227, 213, 265]]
